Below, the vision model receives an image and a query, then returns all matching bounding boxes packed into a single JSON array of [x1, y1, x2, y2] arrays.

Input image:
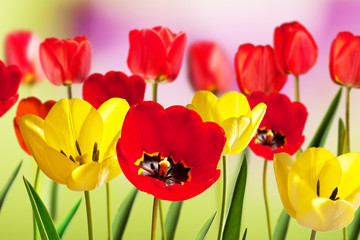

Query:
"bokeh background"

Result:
[[1, 0, 360, 239]]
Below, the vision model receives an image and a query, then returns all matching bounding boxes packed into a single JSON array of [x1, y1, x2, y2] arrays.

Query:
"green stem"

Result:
[[152, 197, 159, 240], [159, 200, 166, 240], [217, 155, 227, 240], [310, 230, 317, 240], [66, 84, 73, 99], [152, 83, 158, 102], [294, 75, 300, 102], [343, 227, 347, 240], [345, 87, 351, 152], [263, 160, 272, 240], [106, 183, 112, 240], [84, 191, 94, 240], [33, 166, 41, 240], [49, 181, 59, 220]]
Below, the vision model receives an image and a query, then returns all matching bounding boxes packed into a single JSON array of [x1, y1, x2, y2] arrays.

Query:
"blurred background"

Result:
[[1, 0, 360, 239]]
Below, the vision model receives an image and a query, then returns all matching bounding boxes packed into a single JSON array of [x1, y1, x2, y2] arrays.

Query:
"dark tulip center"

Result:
[[137, 152, 191, 186], [317, 180, 340, 201], [255, 128, 286, 150]]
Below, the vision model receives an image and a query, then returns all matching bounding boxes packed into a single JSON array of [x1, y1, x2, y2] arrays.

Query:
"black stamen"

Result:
[[168, 152, 172, 159], [92, 142, 98, 161], [76, 140, 82, 156], [93, 150, 99, 162], [69, 155, 75, 163], [317, 180, 320, 197], [329, 187, 339, 201], [60, 150, 67, 157]]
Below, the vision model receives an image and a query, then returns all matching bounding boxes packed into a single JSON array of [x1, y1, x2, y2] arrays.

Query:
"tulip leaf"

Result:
[[307, 88, 342, 148], [163, 201, 183, 240], [242, 228, 248, 240], [348, 209, 360, 240], [194, 212, 217, 240], [112, 188, 138, 240], [0, 160, 22, 212], [273, 209, 290, 240], [222, 155, 247, 240], [23, 177, 60, 240], [337, 118, 348, 155], [56, 198, 82, 238]]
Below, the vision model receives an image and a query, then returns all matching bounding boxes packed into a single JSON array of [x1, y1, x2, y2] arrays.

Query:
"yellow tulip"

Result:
[[274, 147, 360, 231], [187, 90, 266, 155], [19, 98, 129, 191]]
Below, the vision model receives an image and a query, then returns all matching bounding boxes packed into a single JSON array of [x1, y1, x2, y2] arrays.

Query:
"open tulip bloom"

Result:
[[116, 101, 226, 201], [19, 98, 129, 191], [274, 148, 360, 232]]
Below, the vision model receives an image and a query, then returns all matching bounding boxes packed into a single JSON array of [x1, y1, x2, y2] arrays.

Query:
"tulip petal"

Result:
[[214, 91, 250, 122], [100, 156, 122, 183], [186, 90, 218, 122], [220, 116, 250, 155], [296, 198, 354, 232], [44, 147, 77, 183], [66, 162, 101, 191], [273, 153, 296, 218]]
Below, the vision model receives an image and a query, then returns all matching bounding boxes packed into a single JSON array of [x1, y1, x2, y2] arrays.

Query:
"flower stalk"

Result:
[[84, 191, 94, 240], [217, 155, 227, 240], [263, 159, 272, 240], [106, 183, 112, 240], [152, 197, 159, 240]]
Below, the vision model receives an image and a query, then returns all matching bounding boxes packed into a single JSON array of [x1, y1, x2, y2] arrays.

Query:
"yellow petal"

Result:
[[296, 198, 354, 232], [291, 148, 342, 198], [186, 90, 218, 122], [220, 116, 250, 155], [100, 156, 122, 183], [66, 162, 101, 191], [44, 98, 103, 161], [273, 153, 296, 218], [214, 91, 250, 122], [250, 102, 267, 131], [97, 98, 130, 161]]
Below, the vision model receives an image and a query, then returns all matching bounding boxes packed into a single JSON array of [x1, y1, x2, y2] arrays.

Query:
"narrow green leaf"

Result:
[[348, 209, 360, 240], [273, 209, 290, 240], [222, 155, 247, 240], [57, 198, 82, 238], [337, 118, 347, 155], [23, 177, 60, 240], [163, 201, 183, 240], [242, 228, 248, 240], [112, 188, 138, 240], [0, 161, 22, 212], [194, 212, 217, 240], [307, 88, 343, 148]]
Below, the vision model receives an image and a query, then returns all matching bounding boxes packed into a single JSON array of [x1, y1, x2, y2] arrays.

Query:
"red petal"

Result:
[[70, 39, 92, 84]]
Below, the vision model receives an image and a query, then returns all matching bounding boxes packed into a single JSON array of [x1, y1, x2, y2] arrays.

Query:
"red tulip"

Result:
[[188, 41, 233, 93], [5, 30, 44, 84], [117, 101, 226, 201], [83, 71, 146, 108], [329, 32, 360, 88], [235, 44, 287, 95], [14, 97, 56, 155], [39, 36, 92, 85], [127, 26, 187, 83], [247, 92, 307, 160], [0, 60, 22, 117], [274, 21, 318, 76]]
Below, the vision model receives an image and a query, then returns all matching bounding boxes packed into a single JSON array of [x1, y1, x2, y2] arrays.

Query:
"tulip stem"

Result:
[[84, 191, 94, 240], [152, 197, 159, 240], [33, 166, 41, 240], [159, 200, 166, 240], [310, 230, 317, 240], [343, 227, 347, 240], [345, 87, 351, 152], [263, 159, 272, 240], [217, 155, 227, 240], [66, 84, 73, 99], [294, 75, 300, 102], [152, 83, 158, 102], [106, 182, 112, 240]]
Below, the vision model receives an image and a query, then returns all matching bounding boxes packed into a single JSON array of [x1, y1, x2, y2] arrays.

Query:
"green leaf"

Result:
[[222, 155, 247, 240], [57, 198, 82, 238], [0, 161, 22, 212], [194, 212, 217, 240], [23, 177, 60, 240], [348, 208, 360, 240], [242, 228, 248, 240], [337, 118, 348, 155], [112, 188, 138, 240], [307, 88, 343, 148], [163, 201, 183, 240], [273, 209, 290, 240]]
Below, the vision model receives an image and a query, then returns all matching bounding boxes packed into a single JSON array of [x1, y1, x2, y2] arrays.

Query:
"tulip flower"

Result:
[[14, 97, 55, 155], [274, 147, 360, 232], [39, 36, 92, 86], [187, 90, 266, 155], [188, 41, 233, 94], [127, 26, 187, 83], [19, 98, 129, 191], [274, 21, 318, 75], [5, 30, 44, 84], [83, 71, 146, 109], [0, 60, 22, 117], [247, 92, 308, 160], [235, 44, 287, 95], [329, 31, 360, 88], [117, 101, 226, 201]]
